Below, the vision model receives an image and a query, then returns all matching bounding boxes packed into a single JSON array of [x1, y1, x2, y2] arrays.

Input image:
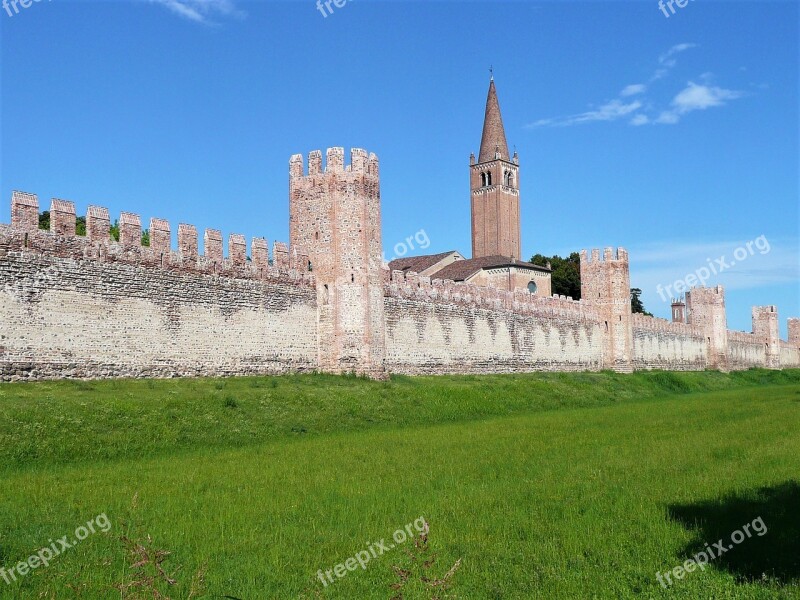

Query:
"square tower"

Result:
[[289, 148, 385, 378]]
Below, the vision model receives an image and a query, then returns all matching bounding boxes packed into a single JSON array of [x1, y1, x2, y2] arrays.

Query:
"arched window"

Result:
[[480, 172, 487, 187], [527, 281, 538, 294], [507, 172, 514, 187], [487, 171, 492, 186]]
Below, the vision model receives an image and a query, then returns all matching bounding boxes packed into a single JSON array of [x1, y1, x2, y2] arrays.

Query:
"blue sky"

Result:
[[1, 0, 798, 335]]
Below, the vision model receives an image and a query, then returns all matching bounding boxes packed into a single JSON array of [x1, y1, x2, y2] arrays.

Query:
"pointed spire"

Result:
[[478, 78, 510, 163]]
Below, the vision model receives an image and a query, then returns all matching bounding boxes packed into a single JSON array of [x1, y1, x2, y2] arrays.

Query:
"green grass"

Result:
[[0, 370, 799, 598]]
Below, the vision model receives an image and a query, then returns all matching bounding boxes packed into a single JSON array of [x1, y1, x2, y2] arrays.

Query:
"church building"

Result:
[[389, 77, 552, 295]]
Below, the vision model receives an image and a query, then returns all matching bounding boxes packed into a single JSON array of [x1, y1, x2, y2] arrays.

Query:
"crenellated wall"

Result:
[[2, 150, 799, 382], [726, 330, 767, 370], [631, 314, 707, 371], [1, 193, 318, 381], [383, 270, 603, 374]]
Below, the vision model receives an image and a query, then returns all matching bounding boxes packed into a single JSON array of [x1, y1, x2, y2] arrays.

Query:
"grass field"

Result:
[[0, 369, 799, 599]]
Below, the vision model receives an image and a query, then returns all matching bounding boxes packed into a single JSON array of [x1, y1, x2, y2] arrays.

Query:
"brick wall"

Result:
[[631, 314, 707, 370], [0, 225, 318, 381]]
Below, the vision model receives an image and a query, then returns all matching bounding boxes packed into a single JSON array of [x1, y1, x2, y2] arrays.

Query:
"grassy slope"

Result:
[[0, 371, 798, 599], [1, 369, 799, 467]]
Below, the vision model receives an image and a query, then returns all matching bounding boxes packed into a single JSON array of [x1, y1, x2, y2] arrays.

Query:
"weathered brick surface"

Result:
[[383, 271, 602, 373], [727, 330, 767, 370], [11, 191, 38, 232], [631, 315, 706, 370], [50, 199, 76, 237], [120, 212, 142, 248], [0, 226, 316, 381]]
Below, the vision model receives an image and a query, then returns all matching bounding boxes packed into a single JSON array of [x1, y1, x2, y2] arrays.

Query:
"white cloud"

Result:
[[527, 43, 746, 129], [650, 43, 697, 82], [621, 84, 647, 97], [628, 237, 799, 321], [659, 43, 697, 67], [656, 81, 744, 124], [149, 0, 244, 24], [527, 99, 642, 128]]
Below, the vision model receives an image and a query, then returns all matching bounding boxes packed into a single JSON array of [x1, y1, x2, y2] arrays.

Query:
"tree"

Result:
[[110, 220, 120, 242], [529, 252, 582, 299], [630, 288, 652, 316], [141, 229, 150, 247], [38, 211, 50, 230]]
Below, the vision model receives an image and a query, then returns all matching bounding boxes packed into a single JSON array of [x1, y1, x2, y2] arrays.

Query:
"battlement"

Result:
[[686, 285, 725, 301], [579, 247, 629, 265], [752, 305, 778, 319], [2, 192, 313, 288], [385, 269, 599, 323], [727, 330, 760, 344], [290, 147, 380, 179], [631, 313, 704, 337]]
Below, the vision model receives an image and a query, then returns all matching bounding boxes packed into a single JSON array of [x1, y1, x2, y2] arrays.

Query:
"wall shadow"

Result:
[[668, 480, 800, 584]]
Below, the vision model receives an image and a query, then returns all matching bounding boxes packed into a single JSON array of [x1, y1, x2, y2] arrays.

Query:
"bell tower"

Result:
[[470, 76, 521, 259]]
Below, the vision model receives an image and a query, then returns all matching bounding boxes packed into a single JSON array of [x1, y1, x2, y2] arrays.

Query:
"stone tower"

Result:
[[470, 77, 521, 259], [789, 318, 800, 348], [752, 306, 780, 369], [671, 298, 686, 323], [289, 148, 385, 378], [686, 286, 728, 370], [580, 248, 633, 372]]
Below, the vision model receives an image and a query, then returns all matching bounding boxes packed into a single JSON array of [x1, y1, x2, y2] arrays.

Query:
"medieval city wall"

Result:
[[726, 330, 768, 370], [0, 222, 319, 382], [2, 151, 799, 382], [383, 270, 604, 374], [631, 314, 708, 371], [779, 341, 800, 368]]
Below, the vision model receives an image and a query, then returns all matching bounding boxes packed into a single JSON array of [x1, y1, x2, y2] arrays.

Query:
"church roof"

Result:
[[431, 255, 550, 282], [388, 251, 459, 274], [478, 79, 511, 163]]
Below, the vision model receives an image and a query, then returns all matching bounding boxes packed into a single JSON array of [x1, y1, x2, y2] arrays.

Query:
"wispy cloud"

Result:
[[529, 99, 642, 128], [651, 42, 697, 81], [621, 84, 647, 97], [629, 237, 799, 318], [656, 81, 744, 124], [659, 43, 697, 67], [527, 43, 745, 129], [149, 0, 244, 24]]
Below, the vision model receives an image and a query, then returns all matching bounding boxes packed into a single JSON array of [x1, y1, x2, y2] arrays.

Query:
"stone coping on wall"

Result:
[[385, 268, 600, 323], [0, 223, 315, 288], [727, 330, 764, 345], [631, 313, 705, 338]]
